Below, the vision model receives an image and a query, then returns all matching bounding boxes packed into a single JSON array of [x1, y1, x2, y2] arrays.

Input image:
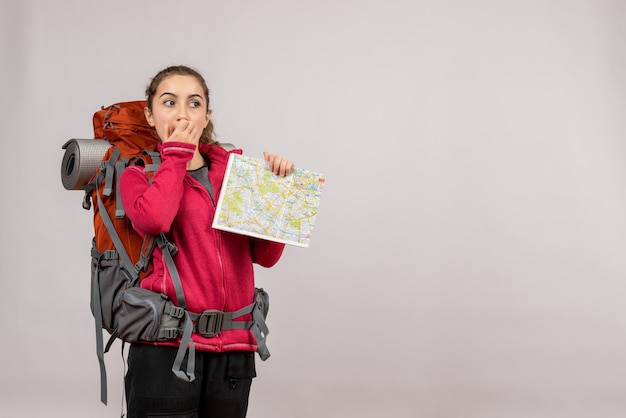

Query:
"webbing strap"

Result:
[[251, 305, 270, 360], [164, 301, 185, 319], [158, 234, 185, 310], [83, 183, 94, 210], [188, 302, 254, 329], [103, 148, 121, 197], [156, 233, 196, 382], [143, 150, 161, 173], [227, 302, 270, 360], [94, 167, 139, 405], [114, 159, 129, 219], [103, 103, 120, 120], [187, 300, 270, 360], [104, 332, 117, 354], [91, 246, 108, 405], [172, 312, 196, 382], [159, 302, 184, 339], [134, 234, 157, 277], [83, 166, 104, 211]]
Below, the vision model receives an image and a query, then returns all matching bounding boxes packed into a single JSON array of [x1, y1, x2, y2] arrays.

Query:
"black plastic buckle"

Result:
[[197, 310, 224, 338]]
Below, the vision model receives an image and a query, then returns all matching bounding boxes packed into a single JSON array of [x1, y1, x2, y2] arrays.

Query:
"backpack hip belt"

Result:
[[161, 288, 270, 356], [190, 300, 260, 338]]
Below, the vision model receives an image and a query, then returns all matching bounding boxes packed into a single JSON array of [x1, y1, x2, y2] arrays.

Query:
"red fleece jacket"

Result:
[[120, 141, 285, 353]]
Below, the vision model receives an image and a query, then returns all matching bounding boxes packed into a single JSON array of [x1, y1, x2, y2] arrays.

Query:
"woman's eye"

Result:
[[163, 99, 175, 106], [190, 100, 201, 108]]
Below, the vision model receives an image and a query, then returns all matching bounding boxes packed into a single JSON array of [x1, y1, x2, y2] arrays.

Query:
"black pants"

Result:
[[125, 344, 256, 418]]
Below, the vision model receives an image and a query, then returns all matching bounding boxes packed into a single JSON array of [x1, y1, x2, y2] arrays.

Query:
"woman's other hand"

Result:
[[263, 152, 295, 177]]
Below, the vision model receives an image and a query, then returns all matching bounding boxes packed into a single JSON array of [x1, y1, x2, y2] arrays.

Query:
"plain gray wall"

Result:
[[2, 0, 626, 417]]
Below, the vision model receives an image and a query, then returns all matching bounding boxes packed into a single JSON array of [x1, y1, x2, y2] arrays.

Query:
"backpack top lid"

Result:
[[93, 101, 160, 155]]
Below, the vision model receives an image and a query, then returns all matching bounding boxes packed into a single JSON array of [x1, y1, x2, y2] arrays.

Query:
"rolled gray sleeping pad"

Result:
[[61, 138, 235, 191]]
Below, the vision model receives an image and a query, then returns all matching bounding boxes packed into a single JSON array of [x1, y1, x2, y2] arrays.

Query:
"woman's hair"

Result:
[[145, 65, 217, 145]]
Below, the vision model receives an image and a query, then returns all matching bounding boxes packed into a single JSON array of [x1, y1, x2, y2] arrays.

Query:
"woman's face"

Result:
[[144, 74, 211, 142]]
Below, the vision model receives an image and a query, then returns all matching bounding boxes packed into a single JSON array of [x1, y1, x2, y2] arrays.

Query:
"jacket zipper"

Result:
[[186, 173, 227, 350]]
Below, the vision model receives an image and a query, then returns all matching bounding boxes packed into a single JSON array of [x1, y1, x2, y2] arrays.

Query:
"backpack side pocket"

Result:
[[116, 287, 173, 342], [90, 241, 127, 334]]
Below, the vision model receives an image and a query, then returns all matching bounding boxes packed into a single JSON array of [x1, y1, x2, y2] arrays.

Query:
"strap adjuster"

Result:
[[197, 310, 224, 338], [159, 328, 179, 340], [164, 302, 185, 319]]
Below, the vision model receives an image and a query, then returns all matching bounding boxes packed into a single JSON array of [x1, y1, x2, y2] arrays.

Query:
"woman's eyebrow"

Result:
[[158, 92, 203, 100]]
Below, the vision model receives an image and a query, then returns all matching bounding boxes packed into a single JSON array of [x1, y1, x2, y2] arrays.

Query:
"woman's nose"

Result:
[[176, 107, 189, 121]]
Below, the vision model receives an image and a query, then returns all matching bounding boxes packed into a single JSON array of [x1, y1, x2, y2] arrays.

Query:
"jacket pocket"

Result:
[[228, 351, 257, 379]]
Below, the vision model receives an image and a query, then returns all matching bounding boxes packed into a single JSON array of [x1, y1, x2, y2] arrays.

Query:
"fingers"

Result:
[[264, 152, 295, 177], [163, 119, 199, 145]]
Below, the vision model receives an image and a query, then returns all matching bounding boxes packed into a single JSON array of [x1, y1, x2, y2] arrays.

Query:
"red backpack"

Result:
[[63, 102, 186, 404], [80, 101, 169, 404]]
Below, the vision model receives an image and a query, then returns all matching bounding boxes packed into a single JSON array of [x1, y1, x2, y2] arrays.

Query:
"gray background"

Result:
[[2, 0, 626, 417]]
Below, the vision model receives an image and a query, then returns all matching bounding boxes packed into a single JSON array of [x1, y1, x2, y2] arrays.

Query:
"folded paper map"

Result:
[[212, 154, 325, 247]]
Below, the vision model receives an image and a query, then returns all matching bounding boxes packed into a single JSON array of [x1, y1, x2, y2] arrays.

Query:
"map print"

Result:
[[213, 154, 325, 247]]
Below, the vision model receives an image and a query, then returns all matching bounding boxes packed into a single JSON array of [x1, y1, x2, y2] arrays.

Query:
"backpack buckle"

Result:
[[158, 328, 179, 340], [197, 310, 224, 338]]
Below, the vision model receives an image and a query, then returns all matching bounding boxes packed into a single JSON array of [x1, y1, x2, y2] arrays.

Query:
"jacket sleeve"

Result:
[[250, 238, 285, 267], [120, 142, 195, 234]]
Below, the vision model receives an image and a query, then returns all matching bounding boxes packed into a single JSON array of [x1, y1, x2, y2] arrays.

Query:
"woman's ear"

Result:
[[144, 106, 155, 127]]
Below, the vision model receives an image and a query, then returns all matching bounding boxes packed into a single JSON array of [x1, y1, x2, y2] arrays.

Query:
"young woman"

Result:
[[119, 65, 293, 418]]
